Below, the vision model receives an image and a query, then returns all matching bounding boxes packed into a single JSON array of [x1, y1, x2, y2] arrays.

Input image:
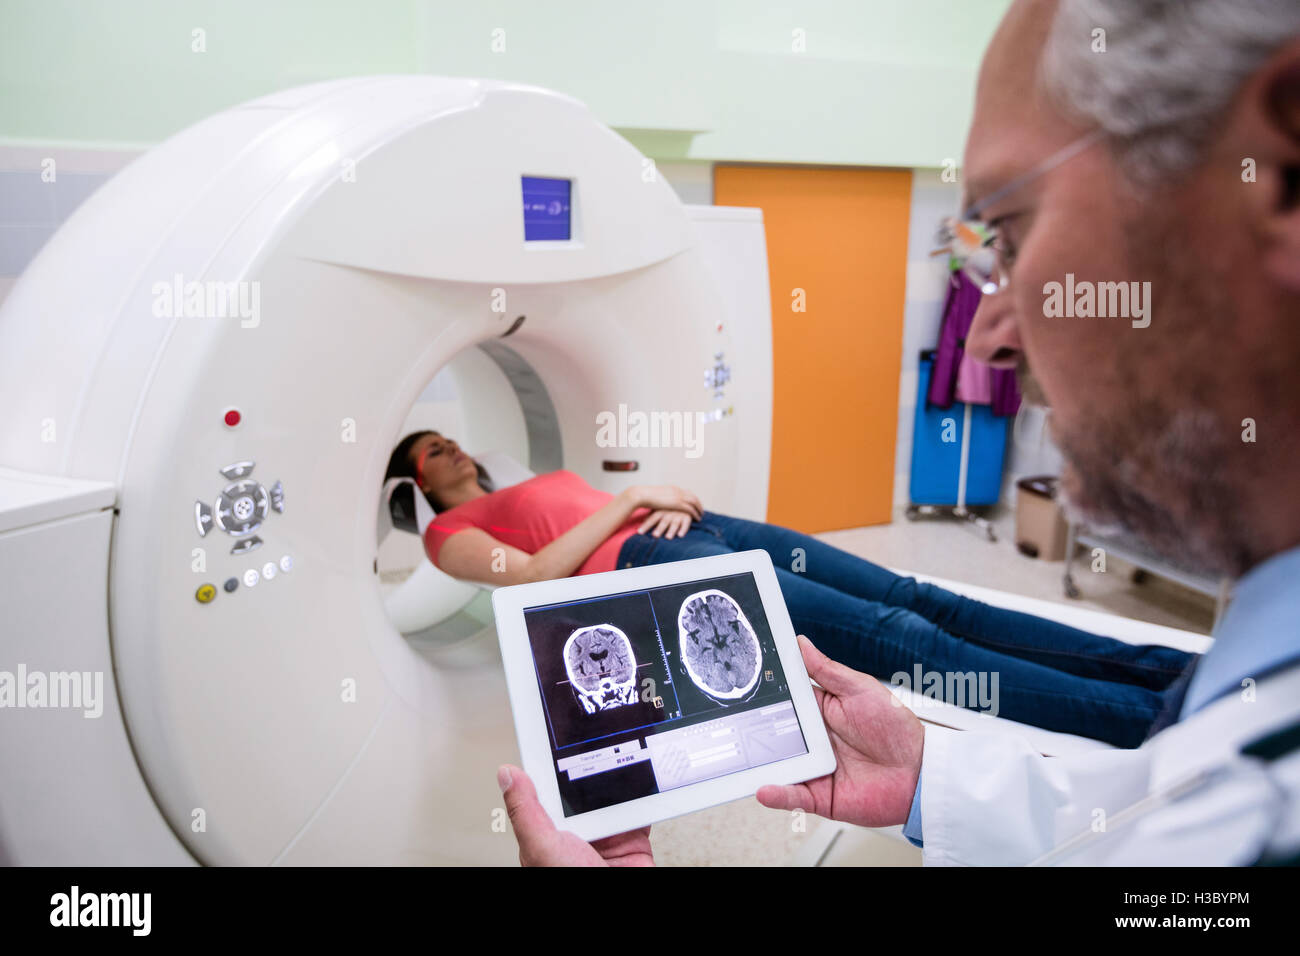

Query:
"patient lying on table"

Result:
[[386, 430, 1196, 748]]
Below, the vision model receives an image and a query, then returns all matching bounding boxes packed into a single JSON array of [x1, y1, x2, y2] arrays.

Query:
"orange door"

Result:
[[714, 165, 911, 531]]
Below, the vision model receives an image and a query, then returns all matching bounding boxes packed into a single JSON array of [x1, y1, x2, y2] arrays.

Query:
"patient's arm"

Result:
[[435, 487, 651, 585]]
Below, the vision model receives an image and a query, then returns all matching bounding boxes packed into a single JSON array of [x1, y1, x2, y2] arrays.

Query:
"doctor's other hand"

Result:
[[756, 635, 924, 829], [623, 484, 702, 520], [497, 764, 656, 867]]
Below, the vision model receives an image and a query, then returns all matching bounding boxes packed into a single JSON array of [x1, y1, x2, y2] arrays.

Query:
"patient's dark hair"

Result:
[[385, 430, 494, 512]]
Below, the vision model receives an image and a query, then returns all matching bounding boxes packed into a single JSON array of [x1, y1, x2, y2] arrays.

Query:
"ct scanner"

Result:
[[0, 76, 775, 865], [0, 75, 1218, 869]]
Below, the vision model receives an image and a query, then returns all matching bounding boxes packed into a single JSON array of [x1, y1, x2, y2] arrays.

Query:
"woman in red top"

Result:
[[385, 430, 1194, 748]]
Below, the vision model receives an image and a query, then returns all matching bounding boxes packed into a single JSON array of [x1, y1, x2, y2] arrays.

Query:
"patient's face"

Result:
[[410, 432, 477, 499]]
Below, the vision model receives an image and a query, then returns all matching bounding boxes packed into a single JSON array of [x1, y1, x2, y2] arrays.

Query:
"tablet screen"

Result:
[[522, 570, 810, 817]]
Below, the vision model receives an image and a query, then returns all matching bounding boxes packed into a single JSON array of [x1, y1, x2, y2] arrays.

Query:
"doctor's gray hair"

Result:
[[1040, 0, 1300, 183]]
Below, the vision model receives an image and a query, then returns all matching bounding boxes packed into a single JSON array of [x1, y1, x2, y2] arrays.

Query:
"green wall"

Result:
[[0, 0, 1010, 166]]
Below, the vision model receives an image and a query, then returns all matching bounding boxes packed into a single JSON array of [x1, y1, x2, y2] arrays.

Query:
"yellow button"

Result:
[[195, 584, 217, 604]]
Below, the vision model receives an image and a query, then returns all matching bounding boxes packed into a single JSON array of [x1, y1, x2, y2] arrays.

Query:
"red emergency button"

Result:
[[223, 408, 242, 428]]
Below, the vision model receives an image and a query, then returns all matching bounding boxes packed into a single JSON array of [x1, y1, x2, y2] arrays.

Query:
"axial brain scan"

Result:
[[677, 589, 762, 702], [564, 624, 639, 715]]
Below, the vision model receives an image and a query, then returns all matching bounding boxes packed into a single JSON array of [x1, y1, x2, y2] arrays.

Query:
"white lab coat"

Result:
[[918, 663, 1300, 865]]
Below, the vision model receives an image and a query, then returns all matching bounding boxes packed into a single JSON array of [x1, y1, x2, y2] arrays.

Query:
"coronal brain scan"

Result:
[[564, 624, 639, 714], [677, 589, 762, 702]]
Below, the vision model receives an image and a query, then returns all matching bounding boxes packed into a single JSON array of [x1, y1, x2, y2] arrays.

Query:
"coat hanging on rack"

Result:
[[927, 269, 1021, 417]]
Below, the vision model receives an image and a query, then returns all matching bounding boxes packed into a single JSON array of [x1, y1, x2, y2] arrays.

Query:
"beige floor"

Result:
[[651, 503, 1215, 867]]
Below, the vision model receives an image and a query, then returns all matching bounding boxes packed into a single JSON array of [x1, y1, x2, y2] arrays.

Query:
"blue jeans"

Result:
[[615, 511, 1194, 748]]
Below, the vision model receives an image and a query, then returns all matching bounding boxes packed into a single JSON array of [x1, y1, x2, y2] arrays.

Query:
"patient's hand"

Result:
[[756, 636, 924, 829], [638, 508, 694, 538], [626, 484, 702, 520], [498, 765, 655, 867]]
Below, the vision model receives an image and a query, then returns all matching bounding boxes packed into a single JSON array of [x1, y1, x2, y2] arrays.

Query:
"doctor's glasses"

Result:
[[935, 128, 1106, 296]]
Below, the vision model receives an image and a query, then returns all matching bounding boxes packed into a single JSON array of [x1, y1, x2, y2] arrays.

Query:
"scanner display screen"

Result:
[[521, 176, 572, 241]]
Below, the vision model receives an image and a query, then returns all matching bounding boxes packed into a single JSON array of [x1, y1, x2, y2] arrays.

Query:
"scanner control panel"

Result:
[[192, 461, 291, 604]]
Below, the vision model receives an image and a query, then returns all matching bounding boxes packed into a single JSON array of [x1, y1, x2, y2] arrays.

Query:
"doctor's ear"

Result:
[[1255, 49, 1300, 292]]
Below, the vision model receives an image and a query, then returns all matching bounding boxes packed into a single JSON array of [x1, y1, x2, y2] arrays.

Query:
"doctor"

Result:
[[498, 0, 1300, 866]]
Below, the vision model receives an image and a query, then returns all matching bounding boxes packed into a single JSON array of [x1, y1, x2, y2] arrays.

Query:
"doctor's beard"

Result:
[[1050, 402, 1249, 579], [1015, 331, 1253, 579]]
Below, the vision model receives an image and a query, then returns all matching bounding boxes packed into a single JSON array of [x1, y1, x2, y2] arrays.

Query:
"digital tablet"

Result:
[[491, 549, 837, 842]]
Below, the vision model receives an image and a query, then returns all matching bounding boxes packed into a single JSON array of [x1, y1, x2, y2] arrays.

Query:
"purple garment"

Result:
[[954, 351, 993, 404], [926, 270, 1021, 417]]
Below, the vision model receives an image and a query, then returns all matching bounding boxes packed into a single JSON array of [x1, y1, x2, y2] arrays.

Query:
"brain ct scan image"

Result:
[[677, 589, 762, 702], [564, 624, 639, 714], [524, 570, 804, 818]]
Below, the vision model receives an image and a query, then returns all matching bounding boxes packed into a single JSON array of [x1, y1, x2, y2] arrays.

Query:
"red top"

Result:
[[422, 470, 649, 575]]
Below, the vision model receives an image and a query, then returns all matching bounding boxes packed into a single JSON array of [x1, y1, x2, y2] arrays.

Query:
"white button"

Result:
[[279, 554, 293, 573], [243, 568, 260, 588], [262, 562, 277, 580]]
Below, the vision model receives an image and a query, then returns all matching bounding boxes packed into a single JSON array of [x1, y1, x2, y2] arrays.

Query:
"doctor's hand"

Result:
[[497, 764, 656, 867], [757, 635, 924, 829]]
